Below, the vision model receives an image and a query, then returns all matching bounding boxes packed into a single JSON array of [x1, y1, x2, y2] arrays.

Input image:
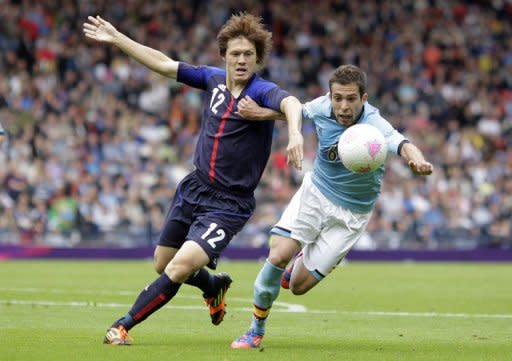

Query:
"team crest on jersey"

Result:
[[327, 143, 339, 162]]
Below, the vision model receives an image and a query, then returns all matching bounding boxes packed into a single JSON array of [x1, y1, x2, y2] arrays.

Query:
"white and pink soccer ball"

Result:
[[337, 123, 387, 173]]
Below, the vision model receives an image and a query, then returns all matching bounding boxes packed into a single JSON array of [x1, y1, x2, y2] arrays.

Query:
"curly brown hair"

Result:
[[217, 12, 272, 65], [329, 65, 368, 98]]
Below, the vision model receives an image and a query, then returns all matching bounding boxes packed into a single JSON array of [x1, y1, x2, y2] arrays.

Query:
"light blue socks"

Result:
[[250, 259, 285, 335]]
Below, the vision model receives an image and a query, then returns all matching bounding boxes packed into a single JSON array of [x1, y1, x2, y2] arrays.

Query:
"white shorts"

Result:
[[271, 172, 371, 278]]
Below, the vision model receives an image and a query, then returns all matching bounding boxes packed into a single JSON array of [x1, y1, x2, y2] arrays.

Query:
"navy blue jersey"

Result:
[[177, 62, 290, 195]]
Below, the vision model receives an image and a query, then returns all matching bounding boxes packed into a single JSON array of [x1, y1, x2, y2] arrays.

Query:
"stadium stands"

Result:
[[0, 0, 510, 250]]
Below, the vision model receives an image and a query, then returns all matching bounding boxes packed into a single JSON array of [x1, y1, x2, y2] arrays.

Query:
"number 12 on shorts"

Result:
[[201, 222, 226, 248]]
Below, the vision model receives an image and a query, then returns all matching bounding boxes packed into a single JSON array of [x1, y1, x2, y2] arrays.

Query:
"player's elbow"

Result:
[[158, 59, 179, 78], [280, 96, 302, 115]]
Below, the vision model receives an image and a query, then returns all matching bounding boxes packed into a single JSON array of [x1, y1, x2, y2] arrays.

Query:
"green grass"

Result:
[[1, 260, 511, 361]]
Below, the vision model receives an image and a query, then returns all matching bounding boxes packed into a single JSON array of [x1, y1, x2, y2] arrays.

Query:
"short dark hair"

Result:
[[217, 12, 272, 65], [329, 65, 367, 97]]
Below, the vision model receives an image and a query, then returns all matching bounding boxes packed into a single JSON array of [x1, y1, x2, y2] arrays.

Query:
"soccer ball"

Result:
[[337, 123, 387, 173]]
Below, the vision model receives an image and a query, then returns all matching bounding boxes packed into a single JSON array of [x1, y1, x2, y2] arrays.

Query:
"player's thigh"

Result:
[[187, 211, 251, 270], [275, 172, 323, 246], [270, 172, 320, 267], [289, 258, 320, 295], [157, 173, 201, 250], [156, 219, 190, 271], [153, 245, 179, 274], [302, 209, 371, 278], [165, 240, 211, 283]]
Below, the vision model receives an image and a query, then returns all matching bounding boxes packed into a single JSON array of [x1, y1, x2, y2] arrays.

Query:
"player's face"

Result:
[[224, 36, 258, 84], [330, 82, 368, 127]]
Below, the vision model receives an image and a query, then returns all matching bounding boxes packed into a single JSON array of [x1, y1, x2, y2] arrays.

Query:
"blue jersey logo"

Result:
[[327, 143, 339, 162]]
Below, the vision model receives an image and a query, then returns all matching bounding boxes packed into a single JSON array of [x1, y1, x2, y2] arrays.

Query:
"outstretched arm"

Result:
[[83, 16, 179, 79], [235, 95, 303, 170], [400, 142, 434, 176], [280, 96, 304, 171]]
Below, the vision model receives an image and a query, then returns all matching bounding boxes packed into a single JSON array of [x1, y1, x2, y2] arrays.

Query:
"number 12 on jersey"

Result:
[[201, 222, 226, 248], [209, 88, 226, 114]]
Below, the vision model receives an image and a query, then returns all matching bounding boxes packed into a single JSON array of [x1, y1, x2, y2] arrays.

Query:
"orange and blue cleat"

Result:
[[231, 329, 264, 349], [204, 272, 232, 325], [103, 325, 133, 345], [280, 263, 293, 289]]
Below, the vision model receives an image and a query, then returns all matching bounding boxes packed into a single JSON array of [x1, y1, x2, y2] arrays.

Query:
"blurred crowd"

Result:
[[0, 0, 511, 250]]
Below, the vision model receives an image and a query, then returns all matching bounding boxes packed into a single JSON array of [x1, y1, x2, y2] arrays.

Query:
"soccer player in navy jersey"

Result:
[[83, 13, 303, 345]]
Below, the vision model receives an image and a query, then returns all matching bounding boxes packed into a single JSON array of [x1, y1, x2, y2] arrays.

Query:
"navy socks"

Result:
[[115, 273, 181, 330], [185, 268, 218, 296]]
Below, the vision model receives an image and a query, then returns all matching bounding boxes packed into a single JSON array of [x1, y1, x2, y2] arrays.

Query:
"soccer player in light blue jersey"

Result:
[[231, 64, 433, 349]]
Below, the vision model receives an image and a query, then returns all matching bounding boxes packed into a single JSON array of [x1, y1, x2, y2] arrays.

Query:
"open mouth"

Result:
[[338, 115, 353, 123]]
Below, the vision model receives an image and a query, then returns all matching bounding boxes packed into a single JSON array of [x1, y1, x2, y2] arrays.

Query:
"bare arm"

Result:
[[280, 96, 304, 171], [235, 95, 286, 120], [400, 142, 434, 176], [235, 95, 303, 170], [83, 16, 179, 78]]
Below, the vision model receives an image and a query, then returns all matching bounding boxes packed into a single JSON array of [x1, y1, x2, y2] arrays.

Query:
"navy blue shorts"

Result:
[[157, 171, 255, 269]]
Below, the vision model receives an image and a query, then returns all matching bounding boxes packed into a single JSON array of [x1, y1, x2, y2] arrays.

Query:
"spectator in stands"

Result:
[[0, 0, 510, 251]]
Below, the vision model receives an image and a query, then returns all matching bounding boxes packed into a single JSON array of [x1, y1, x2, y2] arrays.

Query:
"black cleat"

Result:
[[203, 272, 232, 325]]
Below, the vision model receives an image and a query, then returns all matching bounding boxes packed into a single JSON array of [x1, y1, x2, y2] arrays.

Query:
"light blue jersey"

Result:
[[303, 94, 406, 213]]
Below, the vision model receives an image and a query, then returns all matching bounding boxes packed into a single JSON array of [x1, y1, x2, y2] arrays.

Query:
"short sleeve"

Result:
[[256, 85, 290, 112], [369, 116, 407, 155], [177, 62, 213, 90], [302, 101, 315, 122]]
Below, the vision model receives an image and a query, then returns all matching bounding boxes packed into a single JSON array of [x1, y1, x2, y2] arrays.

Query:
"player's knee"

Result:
[[153, 254, 167, 274], [289, 283, 308, 296], [164, 260, 196, 283], [289, 274, 318, 295], [267, 252, 291, 269], [153, 262, 165, 275]]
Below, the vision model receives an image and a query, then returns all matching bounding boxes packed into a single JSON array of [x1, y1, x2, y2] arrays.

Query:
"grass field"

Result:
[[1, 260, 511, 361]]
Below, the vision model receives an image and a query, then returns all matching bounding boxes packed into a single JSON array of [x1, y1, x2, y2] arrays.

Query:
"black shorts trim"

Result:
[[398, 139, 410, 156]]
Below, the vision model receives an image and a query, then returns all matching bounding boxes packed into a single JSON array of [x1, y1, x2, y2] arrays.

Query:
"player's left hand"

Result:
[[408, 160, 433, 175], [287, 131, 304, 171]]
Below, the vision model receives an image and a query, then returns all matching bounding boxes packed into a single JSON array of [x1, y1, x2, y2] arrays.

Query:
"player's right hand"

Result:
[[286, 131, 304, 171], [236, 96, 264, 120], [408, 160, 434, 176], [83, 16, 118, 44]]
